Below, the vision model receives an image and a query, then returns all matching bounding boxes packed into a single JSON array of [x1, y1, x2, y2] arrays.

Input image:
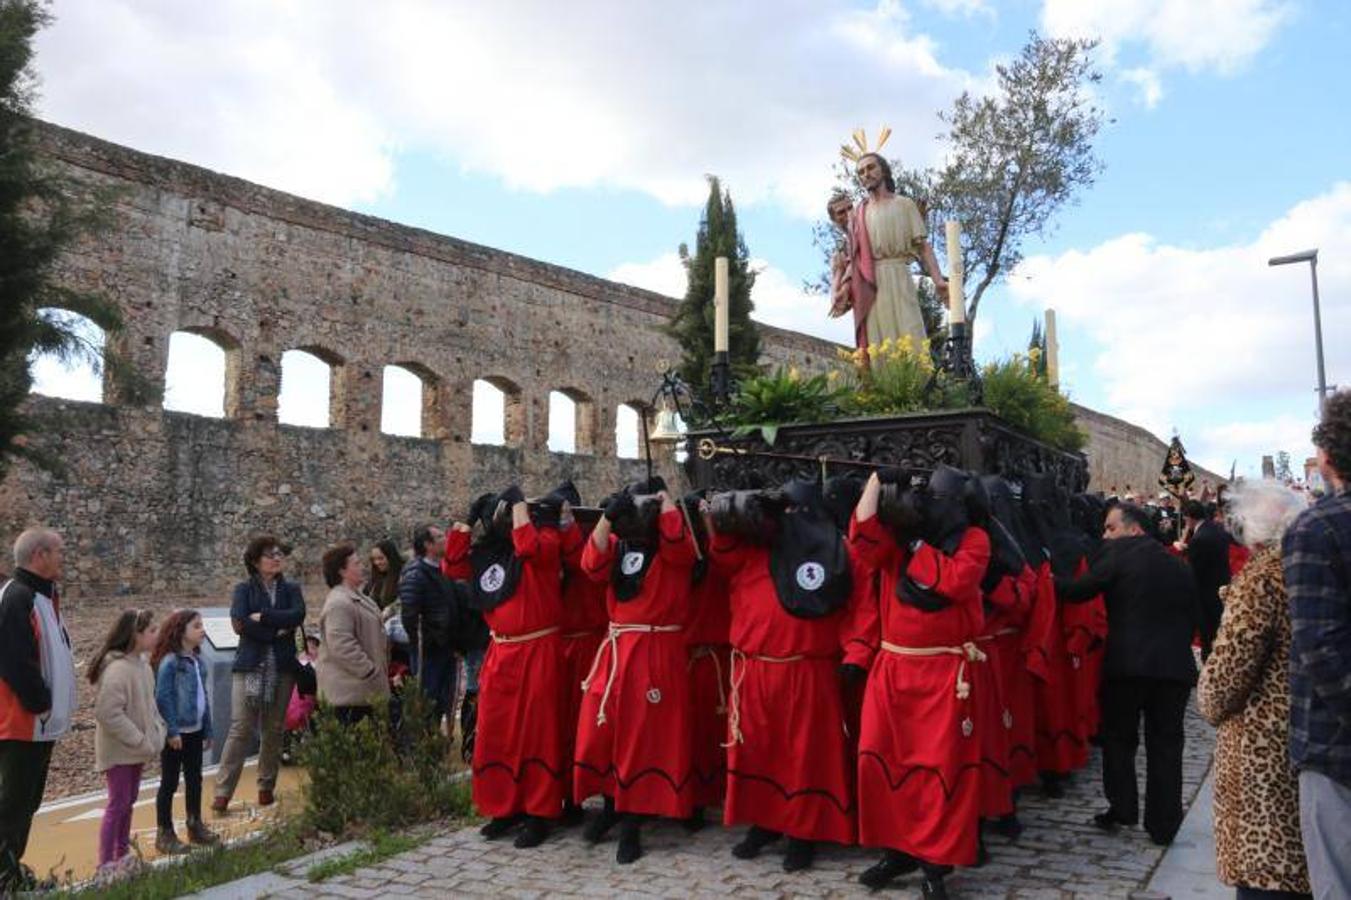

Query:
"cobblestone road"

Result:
[[260, 702, 1215, 899]]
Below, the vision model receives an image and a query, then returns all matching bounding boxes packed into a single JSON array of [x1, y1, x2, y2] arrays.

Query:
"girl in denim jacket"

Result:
[[152, 610, 220, 853]]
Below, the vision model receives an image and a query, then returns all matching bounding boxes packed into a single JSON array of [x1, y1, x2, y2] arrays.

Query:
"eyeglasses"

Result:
[[263, 549, 287, 560]]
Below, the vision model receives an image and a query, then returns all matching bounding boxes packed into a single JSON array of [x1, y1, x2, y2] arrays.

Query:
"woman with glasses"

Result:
[[211, 535, 306, 814]]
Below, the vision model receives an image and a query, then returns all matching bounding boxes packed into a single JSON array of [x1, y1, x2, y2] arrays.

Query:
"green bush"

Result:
[[726, 367, 843, 443], [299, 681, 471, 834], [980, 356, 1087, 452]]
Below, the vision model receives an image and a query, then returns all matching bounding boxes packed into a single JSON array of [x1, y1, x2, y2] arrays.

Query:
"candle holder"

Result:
[[709, 350, 732, 407], [941, 321, 983, 402]]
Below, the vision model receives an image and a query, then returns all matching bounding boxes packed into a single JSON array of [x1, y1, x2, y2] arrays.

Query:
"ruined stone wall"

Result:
[[0, 124, 1215, 596], [0, 124, 833, 596], [1072, 403, 1226, 496]]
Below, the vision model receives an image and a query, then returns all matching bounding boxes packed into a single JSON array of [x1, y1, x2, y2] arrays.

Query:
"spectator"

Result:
[[318, 543, 390, 726], [152, 609, 220, 854], [1199, 481, 1310, 899], [364, 539, 403, 610], [1283, 390, 1351, 899], [400, 524, 459, 727], [213, 535, 306, 814], [1184, 497, 1234, 660], [89, 608, 165, 879], [1057, 502, 1200, 845], [281, 631, 319, 765], [0, 527, 77, 893]]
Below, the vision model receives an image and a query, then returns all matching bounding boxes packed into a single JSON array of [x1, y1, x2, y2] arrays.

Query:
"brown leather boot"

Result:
[[187, 818, 221, 845], [155, 829, 189, 855]]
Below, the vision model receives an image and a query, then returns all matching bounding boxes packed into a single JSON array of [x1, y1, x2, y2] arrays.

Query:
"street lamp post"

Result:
[[1268, 248, 1329, 415]]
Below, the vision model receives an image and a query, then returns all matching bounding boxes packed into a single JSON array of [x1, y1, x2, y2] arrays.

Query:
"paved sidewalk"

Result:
[[1144, 768, 1226, 900], [199, 703, 1220, 899]]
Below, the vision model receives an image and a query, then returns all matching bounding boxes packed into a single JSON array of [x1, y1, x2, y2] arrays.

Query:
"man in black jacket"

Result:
[[1057, 503, 1199, 845], [400, 524, 459, 727], [1182, 499, 1231, 660]]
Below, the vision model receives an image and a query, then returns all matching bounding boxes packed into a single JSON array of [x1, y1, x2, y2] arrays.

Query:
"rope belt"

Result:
[[688, 644, 728, 716], [880, 640, 987, 700], [580, 623, 683, 726], [723, 648, 807, 747], [490, 625, 560, 644]]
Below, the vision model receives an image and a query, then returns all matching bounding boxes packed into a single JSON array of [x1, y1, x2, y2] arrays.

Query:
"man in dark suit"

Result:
[[1182, 499, 1231, 659], [1057, 503, 1199, 845]]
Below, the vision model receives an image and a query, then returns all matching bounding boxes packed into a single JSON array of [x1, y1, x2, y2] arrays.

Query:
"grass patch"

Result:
[[306, 829, 428, 882], [59, 821, 313, 900]]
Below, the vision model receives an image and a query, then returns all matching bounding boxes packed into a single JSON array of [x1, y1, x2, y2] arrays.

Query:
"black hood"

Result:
[[922, 465, 973, 552], [823, 475, 865, 533], [979, 475, 1030, 590], [1023, 474, 1087, 578]]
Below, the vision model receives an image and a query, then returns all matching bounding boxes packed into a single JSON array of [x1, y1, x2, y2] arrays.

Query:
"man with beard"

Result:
[[572, 482, 698, 864], [443, 485, 571, 849], [850, 466, 991, 899]]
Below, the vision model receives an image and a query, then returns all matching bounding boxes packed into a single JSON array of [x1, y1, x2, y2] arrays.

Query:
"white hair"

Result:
[[13, 528, 60, 567], [1228, 480, 1306, 548]]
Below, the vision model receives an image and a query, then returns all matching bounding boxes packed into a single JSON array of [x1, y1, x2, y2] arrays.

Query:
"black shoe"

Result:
[[986, 813, 1023, 840], [560, 802, 585, 829], [921, 875, 950, 900], [1147, 829, 1177, 847], [782, 838, 815, 872], [583, 801, 620, 844], [1092, 810, 1122, 832], [1040, 772, 1065, 798], [859, 850, 919, 890], [480, 814, 524, 839], [513, 816, 550, 849], [975, 833, 990, 867], [682, 806, 707, 833], [731, 826, 781, 860], [616, 818, 643, 865]]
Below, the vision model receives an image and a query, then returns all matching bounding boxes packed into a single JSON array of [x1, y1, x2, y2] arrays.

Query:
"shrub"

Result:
[[726, 366, 842, 444], [299, 681, 471, 834], [835, 335, 967, 416], [980, 355, 1086, 452]]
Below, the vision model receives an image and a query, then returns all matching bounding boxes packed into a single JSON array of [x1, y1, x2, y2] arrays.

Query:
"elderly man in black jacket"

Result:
[[1056, 502, 1199, 846], [400, 524, 459, 727]]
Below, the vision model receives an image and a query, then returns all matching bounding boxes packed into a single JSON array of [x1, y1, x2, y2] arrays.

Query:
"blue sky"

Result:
[[29, 0, 1350, 477]]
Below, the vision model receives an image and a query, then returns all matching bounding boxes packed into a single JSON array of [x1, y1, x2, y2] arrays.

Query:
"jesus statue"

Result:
[[836, 152, 949, 357]]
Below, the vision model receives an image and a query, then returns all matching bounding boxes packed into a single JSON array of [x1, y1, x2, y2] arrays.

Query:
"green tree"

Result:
[[667, 176, 760, 405], [813, 32, 1105, 335], [0, 0, 140, 477], [1274, 450, 1293, 483]]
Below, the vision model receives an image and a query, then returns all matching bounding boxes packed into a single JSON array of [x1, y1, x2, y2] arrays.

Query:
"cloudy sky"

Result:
[[28, 0, 1349, 475]]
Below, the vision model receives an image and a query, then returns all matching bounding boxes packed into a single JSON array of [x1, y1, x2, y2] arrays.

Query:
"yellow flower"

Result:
[[826, 369, 840, 382], [1028, 346, 1042, 360], [788, 366, 801, 382], [867, 342, 880, 358], [836, 347, 854, 361]]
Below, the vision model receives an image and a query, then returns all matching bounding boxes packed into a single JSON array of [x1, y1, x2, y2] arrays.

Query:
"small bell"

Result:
[[647, 408, 683, 444]]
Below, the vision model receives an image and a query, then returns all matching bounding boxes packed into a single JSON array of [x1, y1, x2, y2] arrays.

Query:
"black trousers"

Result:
[[333, 705, 373, 726], [157, 730, 205, 830], [0, 739, 54, 889], [1099, 677, 1190, 843]]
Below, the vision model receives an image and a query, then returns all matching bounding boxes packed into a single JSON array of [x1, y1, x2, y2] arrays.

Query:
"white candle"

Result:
[[714, 256, 729, 353], [945, 220, 965, 325], [1045, 308, 1060, 387]]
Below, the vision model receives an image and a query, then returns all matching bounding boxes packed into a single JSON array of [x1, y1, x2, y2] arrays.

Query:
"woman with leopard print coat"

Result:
[[1198, 482, 1311, 899]]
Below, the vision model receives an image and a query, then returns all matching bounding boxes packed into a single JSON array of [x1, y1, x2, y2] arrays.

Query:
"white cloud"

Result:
[[1008, 182, 1351, 473], [1042, 0, 1292, 83], [606, 254, 853, 346], [34, 1, 975, 218], [1119, 66, 1163, 109], [919, 0, 995, 19]]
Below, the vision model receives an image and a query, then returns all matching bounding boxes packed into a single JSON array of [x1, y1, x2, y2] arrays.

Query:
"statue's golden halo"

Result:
[[839, 126, 892, 163]]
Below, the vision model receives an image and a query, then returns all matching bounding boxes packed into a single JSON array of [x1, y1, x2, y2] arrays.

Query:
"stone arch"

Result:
[[279, 345, 347, 428], [163, 325, 242, 418], [472, 375, 525, 447], [28, 308, 107, 404], [383, 361, 447, 439], [547, 386, 596, 455], [614, 400, 651, 461]]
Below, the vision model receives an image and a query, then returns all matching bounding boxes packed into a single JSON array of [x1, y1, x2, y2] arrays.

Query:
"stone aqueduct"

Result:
[[0, 123, 1217, 596]]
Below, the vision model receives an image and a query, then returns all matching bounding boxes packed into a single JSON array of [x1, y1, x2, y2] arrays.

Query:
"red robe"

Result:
[[573, 509, 698, 818], [1025, 560, 1084, 774], [1061, 560, 1107, 746], [559, 524, 609, 803], [445, 524, 568, 819], [850, 517, 990, 866], [988, 566, 1039, 788], [685, 567, 731, 809], [974, 568, 1037, 818], [709, 532, 869, 845]]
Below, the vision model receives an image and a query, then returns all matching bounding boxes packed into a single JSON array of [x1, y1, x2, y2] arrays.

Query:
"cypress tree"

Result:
[[666, 176, 760, 406]]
